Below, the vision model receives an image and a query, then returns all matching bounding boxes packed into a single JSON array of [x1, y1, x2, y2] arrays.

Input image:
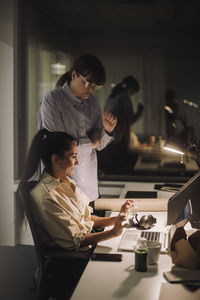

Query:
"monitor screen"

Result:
[[167, 170, 200, 229], [173, 200, 192, 228]]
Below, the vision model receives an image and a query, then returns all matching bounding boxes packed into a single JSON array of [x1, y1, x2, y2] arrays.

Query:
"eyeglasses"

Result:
[[78, 73, 103, 91]]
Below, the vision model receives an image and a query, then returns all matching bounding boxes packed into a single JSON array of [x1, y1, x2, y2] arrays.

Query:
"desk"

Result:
[[71, 212, 173, 300], [134, 150, 199, 177]]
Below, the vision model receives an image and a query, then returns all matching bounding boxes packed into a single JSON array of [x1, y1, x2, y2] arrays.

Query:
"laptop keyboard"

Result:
[[118, 229, 169, 253], [141, 231, 160, 242]]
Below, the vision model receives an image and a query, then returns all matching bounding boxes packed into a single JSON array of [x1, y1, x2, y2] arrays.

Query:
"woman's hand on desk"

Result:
[[120, 200, 134, 216], [111, 213, 127, 236]]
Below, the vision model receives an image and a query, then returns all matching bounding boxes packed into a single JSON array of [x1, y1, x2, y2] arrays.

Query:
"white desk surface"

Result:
[[119, 181, 174, 199], [71, 212, 173, 300], [134, 151, 199, 172]]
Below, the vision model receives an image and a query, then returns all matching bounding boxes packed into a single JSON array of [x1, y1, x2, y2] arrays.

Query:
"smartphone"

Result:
[[91, 253, 123, 262]]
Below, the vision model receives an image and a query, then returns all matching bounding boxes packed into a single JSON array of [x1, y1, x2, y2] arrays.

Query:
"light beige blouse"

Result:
[[30, 171, 94, 251]]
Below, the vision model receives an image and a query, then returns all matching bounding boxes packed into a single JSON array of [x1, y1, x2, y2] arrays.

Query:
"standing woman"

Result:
[[37, 54, 117, 203]]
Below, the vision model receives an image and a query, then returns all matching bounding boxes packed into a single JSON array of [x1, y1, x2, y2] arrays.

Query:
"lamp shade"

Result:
[[163, 139, 184, 155]]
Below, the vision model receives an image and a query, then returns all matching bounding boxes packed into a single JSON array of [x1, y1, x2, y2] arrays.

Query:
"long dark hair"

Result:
[[56, 54, 106, 88], [17, 129, 77, 225], [110, 75, 140, 98]]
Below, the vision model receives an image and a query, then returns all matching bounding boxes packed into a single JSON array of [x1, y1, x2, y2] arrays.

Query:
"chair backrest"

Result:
[[18, 181, 45, 270]]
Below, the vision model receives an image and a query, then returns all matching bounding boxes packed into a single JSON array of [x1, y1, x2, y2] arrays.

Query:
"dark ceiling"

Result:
[[37, 0, 200, 35]]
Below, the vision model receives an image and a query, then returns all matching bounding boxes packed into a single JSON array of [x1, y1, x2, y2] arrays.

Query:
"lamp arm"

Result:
[[185, 138, 200, 156], [194, 144, 200, 156]]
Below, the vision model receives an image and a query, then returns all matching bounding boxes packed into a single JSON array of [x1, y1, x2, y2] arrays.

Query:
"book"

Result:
[[163, 270, 200, 284], [159, 283, 200, 300]]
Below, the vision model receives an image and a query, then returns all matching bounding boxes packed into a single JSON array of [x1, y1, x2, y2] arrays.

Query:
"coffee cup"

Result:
[[146, 241, 161, 265]]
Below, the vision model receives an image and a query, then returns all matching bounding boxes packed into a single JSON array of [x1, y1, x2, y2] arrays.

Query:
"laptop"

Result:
[[118, 200, 192, 254], [118, 228, 170, 254]]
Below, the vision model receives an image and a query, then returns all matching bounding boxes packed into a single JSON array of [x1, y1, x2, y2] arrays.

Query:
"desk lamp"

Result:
[[184, 137, 200, 156], [164, 137, 200, 164], [163, 142, 184, 164]]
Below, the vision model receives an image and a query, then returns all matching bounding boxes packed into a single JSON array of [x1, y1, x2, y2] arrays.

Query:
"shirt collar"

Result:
[[41, 170, 76, 192], [62, 82, 83, 106]]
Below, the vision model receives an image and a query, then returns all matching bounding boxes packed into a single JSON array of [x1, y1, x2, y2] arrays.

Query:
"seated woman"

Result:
[[18, 128, 133, 251]]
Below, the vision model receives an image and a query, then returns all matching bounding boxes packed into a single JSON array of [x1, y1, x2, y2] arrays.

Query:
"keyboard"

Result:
[[118, 229, 170, 253], [141, 231, 161, 241]]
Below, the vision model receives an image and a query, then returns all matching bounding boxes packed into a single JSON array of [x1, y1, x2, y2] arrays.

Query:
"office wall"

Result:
[[15, 1, 74, 245], [27, 43, 73, 147], [22, 0, 74, 147], [0, 0, 15, 245]]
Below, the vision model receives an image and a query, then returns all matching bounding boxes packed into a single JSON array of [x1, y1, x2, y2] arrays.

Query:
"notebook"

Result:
[[118, 228, 170, 253], [159, 283, 200, 300], [163, 270, 200, 284]]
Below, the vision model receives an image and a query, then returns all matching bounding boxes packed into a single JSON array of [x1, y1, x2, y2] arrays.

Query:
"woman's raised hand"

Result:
[[102, 110, 117, 134], [120, 199, 134, 216], [111, 213, 127, 236]]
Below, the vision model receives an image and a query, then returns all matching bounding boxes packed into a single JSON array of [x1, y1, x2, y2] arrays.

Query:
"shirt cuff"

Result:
[[105, 130, 114, 137], [101, 128, 113, 140]]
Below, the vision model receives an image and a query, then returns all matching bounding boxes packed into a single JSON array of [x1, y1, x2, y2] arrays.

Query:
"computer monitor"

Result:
[[167, 170, 200, 229]]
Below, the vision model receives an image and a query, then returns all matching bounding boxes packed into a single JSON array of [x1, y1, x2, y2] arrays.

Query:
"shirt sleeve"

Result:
[[36, 194, 93, 250], [96, 129, 113, 151], [92, 101, 113, 151], [37, 93, 66, 132], [78, 137, 93, 156]]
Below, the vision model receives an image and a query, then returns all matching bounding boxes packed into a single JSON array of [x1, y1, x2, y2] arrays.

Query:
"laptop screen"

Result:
[[167, 170, 200, 229], [173, 200, 192, 228]]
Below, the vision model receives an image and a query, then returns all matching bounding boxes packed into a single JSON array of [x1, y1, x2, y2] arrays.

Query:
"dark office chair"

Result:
[[18, 181, 94, 300]]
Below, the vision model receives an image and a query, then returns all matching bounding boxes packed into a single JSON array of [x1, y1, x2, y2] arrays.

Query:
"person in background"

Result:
[[98, 76, 144, 175], [18, 129, 133, 251], [37, 54, 117, 206], [165, 88, 190, 146], [105, 75, 143, 146]]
